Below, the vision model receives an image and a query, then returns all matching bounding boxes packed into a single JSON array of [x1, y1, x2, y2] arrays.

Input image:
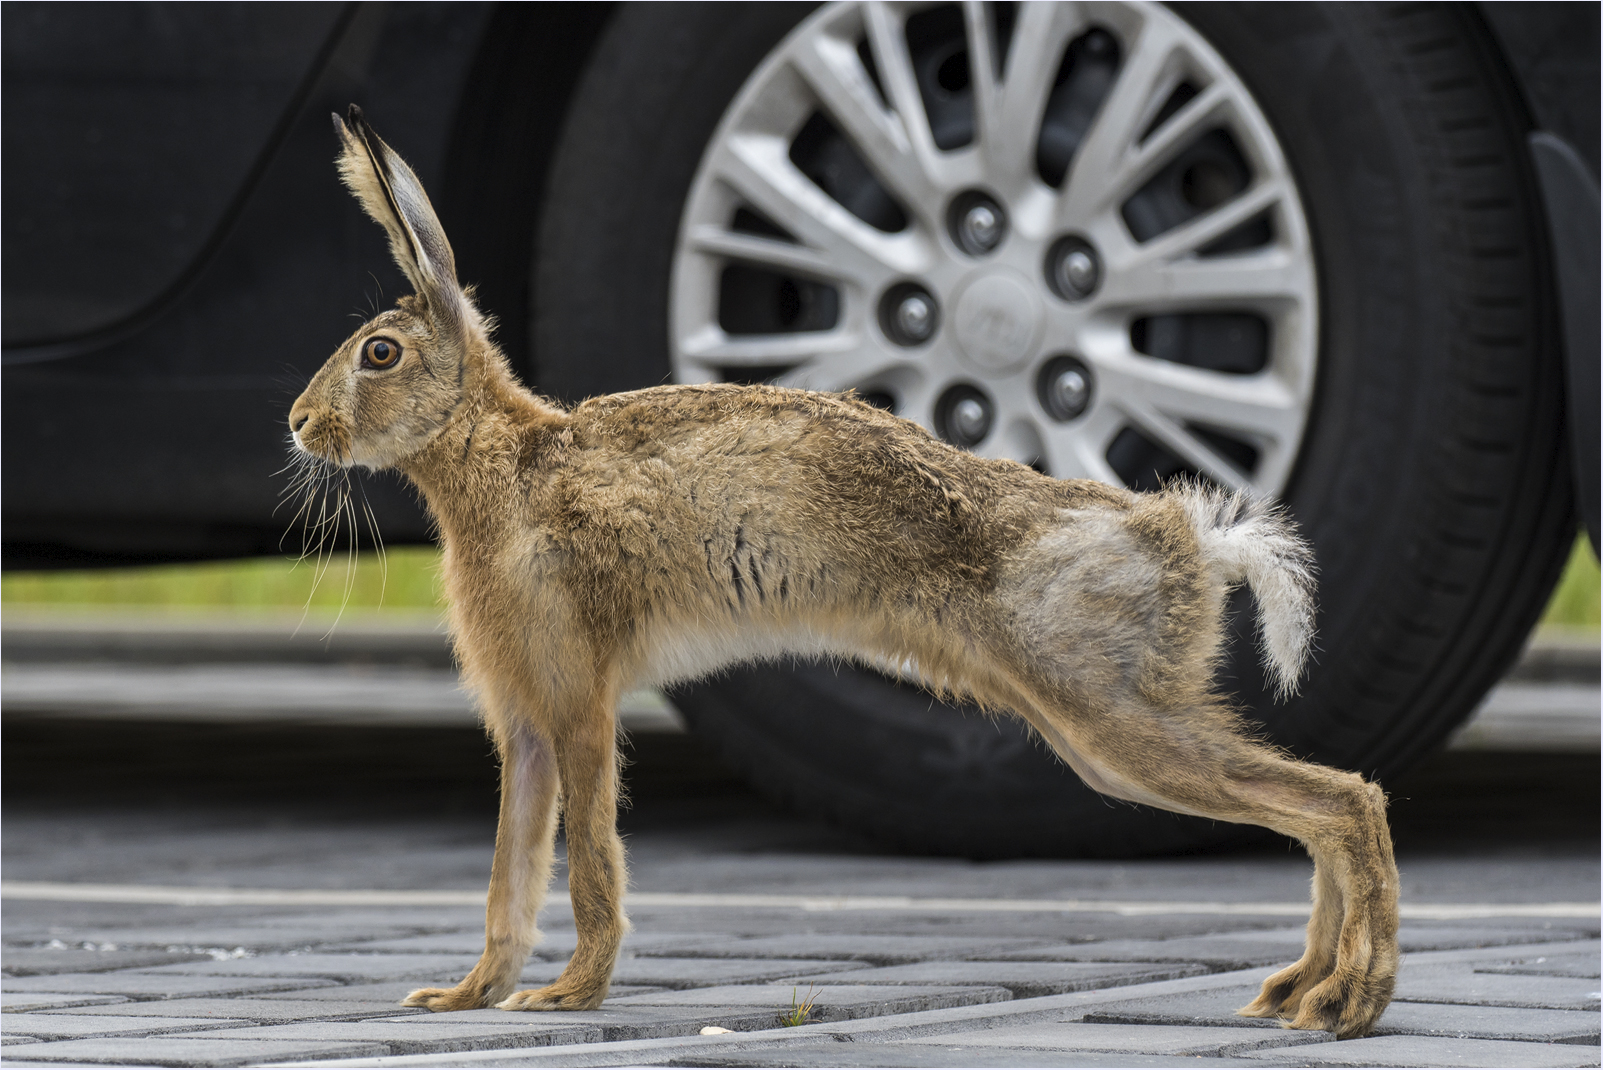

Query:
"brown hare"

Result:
[[289, 107, 1398, 1039]]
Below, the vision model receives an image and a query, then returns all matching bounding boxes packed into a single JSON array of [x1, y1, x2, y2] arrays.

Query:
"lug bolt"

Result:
[[1046, 236, 1101, 301], [948, 190, 1008, 256], [1037, 355, 1094, 421], [961, 203, 1001, 251], [951, 397, 989, 441], [936, 385, 994, 447], [896, 293, 935, 340], [879, 283, 940, 346]]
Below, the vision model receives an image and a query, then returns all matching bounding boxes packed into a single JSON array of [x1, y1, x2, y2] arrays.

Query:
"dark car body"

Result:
[[2, 1, 1596, 567]]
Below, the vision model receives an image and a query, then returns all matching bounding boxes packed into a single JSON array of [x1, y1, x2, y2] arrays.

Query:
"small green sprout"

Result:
[[777, 985, 821, 1027]]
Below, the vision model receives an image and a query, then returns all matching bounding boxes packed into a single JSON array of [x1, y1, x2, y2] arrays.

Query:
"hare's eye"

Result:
[[361, 337, 401, 369]]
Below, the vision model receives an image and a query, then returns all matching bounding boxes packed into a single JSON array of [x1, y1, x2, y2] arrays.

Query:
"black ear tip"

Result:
[[347, 103, 366, 126]]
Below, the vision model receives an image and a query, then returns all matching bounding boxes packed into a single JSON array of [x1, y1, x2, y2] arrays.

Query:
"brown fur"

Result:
[[288, 108, 1399, 1036]]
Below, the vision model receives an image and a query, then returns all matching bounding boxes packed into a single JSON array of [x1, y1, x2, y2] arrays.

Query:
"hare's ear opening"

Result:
[[333, 105, 462, 320]]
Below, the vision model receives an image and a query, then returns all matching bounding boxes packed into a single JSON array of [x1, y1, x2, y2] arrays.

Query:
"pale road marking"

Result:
[[1, 881, 1596, 920]]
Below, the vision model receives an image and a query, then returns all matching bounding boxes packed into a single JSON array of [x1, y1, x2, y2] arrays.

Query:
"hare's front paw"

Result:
[[1286, 959, 1397, 1040], [402, 984, 497, 1011], [497, 982, 608, 1011]]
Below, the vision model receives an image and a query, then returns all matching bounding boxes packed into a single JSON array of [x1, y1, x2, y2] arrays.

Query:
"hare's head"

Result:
[[289, 106, 472, 470]]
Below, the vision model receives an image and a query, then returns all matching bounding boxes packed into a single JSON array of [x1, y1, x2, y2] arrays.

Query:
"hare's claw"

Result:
[[1238, 957, 1325, 1021], [402, 985, 496, 1012], [497, 983, 608, 1011]]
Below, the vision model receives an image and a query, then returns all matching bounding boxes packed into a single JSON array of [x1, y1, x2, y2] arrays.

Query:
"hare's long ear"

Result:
[[333, 105, 461, 319]]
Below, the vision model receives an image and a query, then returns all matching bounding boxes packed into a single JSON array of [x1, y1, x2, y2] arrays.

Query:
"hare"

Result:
[[289, 106, 1399, 1039]]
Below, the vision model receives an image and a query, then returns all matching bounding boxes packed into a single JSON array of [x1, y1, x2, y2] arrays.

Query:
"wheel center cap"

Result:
[[950, 271, 1043, 374]]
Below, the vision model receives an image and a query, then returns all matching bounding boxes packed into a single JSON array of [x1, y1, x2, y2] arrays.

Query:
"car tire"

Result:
[[531, 2, 1574, 857]]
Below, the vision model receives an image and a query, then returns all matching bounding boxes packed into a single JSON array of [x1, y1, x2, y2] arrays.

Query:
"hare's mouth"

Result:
[[291, 418, 354, 467]]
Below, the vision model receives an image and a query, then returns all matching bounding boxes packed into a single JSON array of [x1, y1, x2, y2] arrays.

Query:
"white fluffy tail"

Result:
[[1174, 485, 1316, 700]]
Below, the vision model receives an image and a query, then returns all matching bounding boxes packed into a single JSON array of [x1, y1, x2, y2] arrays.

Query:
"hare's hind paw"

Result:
[[402, 985, 495, 1012], [497, 983, 607, 1012]]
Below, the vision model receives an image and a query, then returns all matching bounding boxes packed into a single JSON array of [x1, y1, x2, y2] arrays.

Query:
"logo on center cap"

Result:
[[951, 272, 1043, 373]]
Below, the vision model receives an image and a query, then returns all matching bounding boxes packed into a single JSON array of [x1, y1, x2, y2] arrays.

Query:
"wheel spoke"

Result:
[[1132, 179, 1285, 261], [1116, 402, 1252, 491], [1098, 246, 1309, 309], [987, 2, 1088, 179], [1099, 352, 1304, 451], [862, 3, 943, 184], [774, 349, 911, 394], [678, 327, 863, 369], [789, 32, 939, 210], [1058, 13, 1184, 218], [710, 135, 922, 280], [685, 224, 862, 284], [1037, 405, 1126, 485], [1073, 81, 1233, 217], [962, 1, 1001, 155]]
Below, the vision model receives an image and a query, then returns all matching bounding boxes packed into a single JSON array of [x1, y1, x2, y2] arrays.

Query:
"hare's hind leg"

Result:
[[498, 688, 628, 1011], [1022, 695, 1398, 1039], [404, 720, 559, 1010]]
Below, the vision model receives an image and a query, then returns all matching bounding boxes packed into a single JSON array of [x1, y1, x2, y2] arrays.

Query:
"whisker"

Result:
[[358, 482, 389, 610]]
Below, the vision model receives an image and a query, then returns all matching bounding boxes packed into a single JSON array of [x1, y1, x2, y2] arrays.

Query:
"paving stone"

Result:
[[1404, 939, 1602, 968], [27, 924, 424, 952], [1, 1012, 249, 1040], [315, 930, 493, 955], [26, 996, 433, 1022], [1390, 926, 1596, 953], [373, 1005, 811, 1043], [1476, 952, 1600, 979], [1240, 1035, 1602, 1067], [235, 980, 666, 1004], [609, 982, 1013, 1021], [246, 908, 495, 933], [1078, 983, 1601, 1043], [321, 929, 720, 959], [606, 957, 871, 989], [984, 924, 1589, 971], [1396, 965, 1600, 1010], [158, 1006, 839, 1049], [129, 952, 484, 982], [0, 992, 129, 1012], [2, 947, 213, 975], [0, 972, 333, 999], [159, 1018, 604, 1055], [0, 1036, 389, 1066], [783, 960, 1208, 998], [400, 1006, 762, 1041], [632, 933, 1051, 965], [989, 929, 1307, 968], [671, 1042, 1259, 1068], [618, 908, 1305, 944], [908, 1021, 1331, 1056]]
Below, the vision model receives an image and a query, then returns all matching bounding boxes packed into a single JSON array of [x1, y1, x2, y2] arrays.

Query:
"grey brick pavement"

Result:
[[3, 902, 1597, 1067]]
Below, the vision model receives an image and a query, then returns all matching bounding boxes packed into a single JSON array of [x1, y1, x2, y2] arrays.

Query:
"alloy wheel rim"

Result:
[[670, 0, 1317, 495]]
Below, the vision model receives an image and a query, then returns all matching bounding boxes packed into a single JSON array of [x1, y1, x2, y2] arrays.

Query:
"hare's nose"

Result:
[[289, 402, 313, 436], [292, 414, 310, 433]]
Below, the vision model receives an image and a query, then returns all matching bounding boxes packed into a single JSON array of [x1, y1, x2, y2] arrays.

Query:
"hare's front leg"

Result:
[[403, 722, 558, 1010], [499, 700, 627, 1011]]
